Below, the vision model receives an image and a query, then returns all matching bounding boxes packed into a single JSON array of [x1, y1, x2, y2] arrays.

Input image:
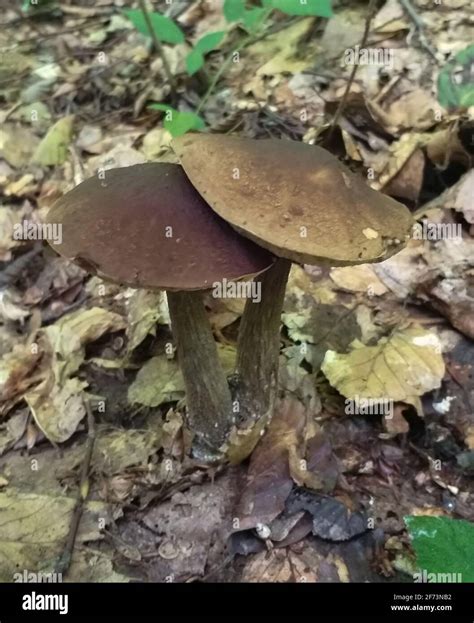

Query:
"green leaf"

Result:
[[148, 104, 205, 137], [405, 516, 474, 582], [194, 31, 226, 54], [186, 49, 204, 75], [186, 31, 225, 75], [437, 44, 474, 112], [242, 7, 267, 32], [223, 0, 246, 22], [265, 0, 332, 17], [124, 9, 184, 44]]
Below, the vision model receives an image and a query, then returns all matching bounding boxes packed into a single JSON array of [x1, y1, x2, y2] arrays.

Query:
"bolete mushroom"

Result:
[[45, 163, 274, 458], [172, 134, 414, 441]]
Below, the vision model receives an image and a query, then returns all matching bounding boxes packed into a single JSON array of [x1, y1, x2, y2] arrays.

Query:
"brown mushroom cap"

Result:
[[173, 134, 414, 266], [45, 163, 274, 290]]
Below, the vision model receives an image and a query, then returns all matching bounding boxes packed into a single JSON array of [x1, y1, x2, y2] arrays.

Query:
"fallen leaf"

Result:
[[126, 289, 168, 352], [321, 326, 445, 409], [0, 344, 42, 406], [287, 488, 368, 541], [128, 355, 184, 407], [330, 264, 388, 296], [25, 375, 88, 443], [0, 124, 40, 167], [234, 398, 306, 531], [241, 548, 318, 582], [383, 148, 425, 203], [420, 278, 474, 340], [31, 115, 75, 166], [0, 487, 115, 582], [45, 307, 125, 377]]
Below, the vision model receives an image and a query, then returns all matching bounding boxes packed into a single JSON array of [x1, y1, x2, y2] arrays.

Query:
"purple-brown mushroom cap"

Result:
[[45, 163, 275, 290]]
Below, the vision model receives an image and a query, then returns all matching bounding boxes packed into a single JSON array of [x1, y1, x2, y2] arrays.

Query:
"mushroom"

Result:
[[172, 134, 414, 443], [45, 163, 274, 458]]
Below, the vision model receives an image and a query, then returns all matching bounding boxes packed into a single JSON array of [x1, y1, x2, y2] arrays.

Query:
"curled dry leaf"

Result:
[[45, 306, 126, 377], [25, 375, 88, 444], [126, 289, 169, 352], [234, 398, 333, 531], [0, 344, 42, 411]]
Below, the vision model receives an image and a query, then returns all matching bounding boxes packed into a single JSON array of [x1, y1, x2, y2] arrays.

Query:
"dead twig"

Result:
[[55, 401, 97, 576], [328, 0, 378, 139]]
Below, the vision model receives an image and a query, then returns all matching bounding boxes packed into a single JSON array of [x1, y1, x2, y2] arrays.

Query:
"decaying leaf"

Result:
[[287, 488, 368, 542], [0, 344, 42, 408], [241, 548, 318, 582], [322, 326, 445, 409], [92, 426, 161, 474], [234, 399, 305, 531], [45, 306, 125, 377], [0, 124, 40, 168], [126, 289, 169, 352], [0, 486, 115, 582], [234, 398, 333, 531], [25, 375, 88, 443], [128, 356, 185, 408]]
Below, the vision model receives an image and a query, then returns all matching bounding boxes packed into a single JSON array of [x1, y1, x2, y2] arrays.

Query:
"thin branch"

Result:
[[328, 0, 378, 138], [137, 0, 177, 97], [55, 401, 97, 576], [399, 0, 438, 62]]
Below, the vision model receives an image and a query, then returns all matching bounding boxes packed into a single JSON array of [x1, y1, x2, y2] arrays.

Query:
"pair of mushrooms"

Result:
[[46, 135, 413, 461]]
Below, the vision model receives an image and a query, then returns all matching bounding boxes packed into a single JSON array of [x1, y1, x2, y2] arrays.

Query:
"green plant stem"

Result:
[[138, 0, 177, 97], [196, 8, 273, 114]]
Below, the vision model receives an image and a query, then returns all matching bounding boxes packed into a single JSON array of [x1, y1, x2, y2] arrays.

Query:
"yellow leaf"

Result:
[[321, 326, 445, 407], [32, 115, 75, 166]]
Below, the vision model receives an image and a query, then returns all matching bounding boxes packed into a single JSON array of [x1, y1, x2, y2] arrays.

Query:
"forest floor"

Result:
[[0, 0, 473, 583]]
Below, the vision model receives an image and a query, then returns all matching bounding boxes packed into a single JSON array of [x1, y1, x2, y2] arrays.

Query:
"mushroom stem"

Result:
[[167, 290, 233, 458], [236, 258, 292, 432]]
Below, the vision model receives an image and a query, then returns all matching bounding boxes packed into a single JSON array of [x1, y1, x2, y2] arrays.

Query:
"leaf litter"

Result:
[[0, 0, 473, 583]]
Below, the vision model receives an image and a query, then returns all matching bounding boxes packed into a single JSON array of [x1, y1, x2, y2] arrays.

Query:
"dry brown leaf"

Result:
[[330, 264, 388, 296]]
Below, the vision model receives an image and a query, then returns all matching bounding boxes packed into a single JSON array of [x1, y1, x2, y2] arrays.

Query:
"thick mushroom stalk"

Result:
[[173, 134, 414, 452], [44, 163, 274, 459], [236, 258, 291, 430], [167, 290, 234, 457]]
